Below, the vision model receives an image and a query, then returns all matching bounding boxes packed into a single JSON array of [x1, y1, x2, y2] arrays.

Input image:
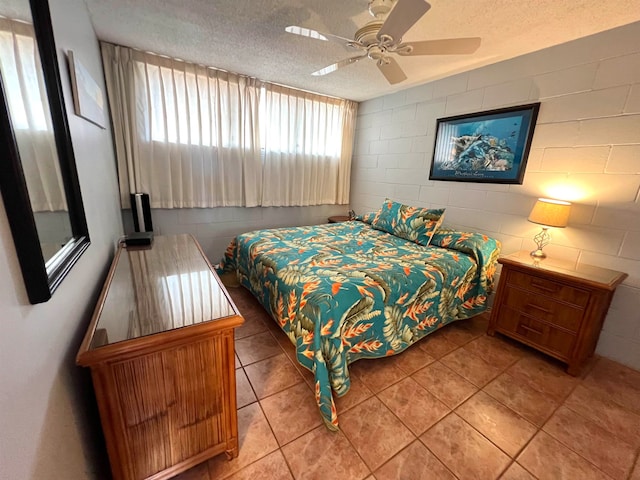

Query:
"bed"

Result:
[[218, 204, 500, 430]]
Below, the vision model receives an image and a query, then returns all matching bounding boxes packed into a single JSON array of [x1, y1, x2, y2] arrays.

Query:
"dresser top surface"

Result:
[[500, 250, 627, 288], [88, 234, 238, 350]]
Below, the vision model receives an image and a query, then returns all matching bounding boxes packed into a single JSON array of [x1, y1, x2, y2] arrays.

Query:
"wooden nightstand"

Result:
[[487, 251, 627, 376], [328, 215, 350, 223]]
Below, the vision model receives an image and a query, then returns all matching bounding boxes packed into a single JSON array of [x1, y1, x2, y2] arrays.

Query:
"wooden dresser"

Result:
[[77, 235, 244, 480], [488, 251, 626, 375]]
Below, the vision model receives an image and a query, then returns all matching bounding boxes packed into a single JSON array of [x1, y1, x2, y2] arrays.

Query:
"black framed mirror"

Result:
[[0, 0, 90, 304]]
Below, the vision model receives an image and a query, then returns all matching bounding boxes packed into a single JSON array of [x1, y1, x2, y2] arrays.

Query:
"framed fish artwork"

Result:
[[429, 103, 540, 184]]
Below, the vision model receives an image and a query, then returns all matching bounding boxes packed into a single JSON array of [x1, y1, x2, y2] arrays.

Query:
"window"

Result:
[[0, 22, 49, 131], [103, 43, 357, 208]]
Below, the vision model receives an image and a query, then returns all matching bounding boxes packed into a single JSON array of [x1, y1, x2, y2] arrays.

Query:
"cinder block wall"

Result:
[[350, 22, 640, 369], [122, 204, 347, 262]]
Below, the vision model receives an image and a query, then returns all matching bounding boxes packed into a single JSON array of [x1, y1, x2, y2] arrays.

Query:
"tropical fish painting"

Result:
[[430, 103, 539, 184], [218, 221, 500, 429]]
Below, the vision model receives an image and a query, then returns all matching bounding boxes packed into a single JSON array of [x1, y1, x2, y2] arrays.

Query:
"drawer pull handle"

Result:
[[530, 281, 557, 293], [520, 324, 543, 335], [526, 303, 553, 315]]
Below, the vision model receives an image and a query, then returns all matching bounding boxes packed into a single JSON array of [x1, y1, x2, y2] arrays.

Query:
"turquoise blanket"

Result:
[[219, 221, 500, 429]]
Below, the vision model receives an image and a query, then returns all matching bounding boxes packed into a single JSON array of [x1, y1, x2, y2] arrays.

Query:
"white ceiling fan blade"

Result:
[[312, 55, 367, 76], [286, 25, 358, 46], [377, 0, 430, 42], [377, 57, 407, 85], [399, 37, 481, 55]]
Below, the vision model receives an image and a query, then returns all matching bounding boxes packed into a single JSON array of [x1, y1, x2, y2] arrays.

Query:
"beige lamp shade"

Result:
[[528, 198, 571, 228]]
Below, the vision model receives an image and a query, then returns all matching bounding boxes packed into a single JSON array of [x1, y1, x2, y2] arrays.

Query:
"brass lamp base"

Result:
[[530, 226, 551, 260], [530, 248, 547, 259]]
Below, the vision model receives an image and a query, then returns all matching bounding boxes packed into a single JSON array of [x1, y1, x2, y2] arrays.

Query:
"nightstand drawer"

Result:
[[506, 270, 589, 307], [496, 307, 575, 359], [503, 288, 584, 332]]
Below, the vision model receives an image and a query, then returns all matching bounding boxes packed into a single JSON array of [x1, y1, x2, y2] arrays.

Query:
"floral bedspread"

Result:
[[218, 221, 500, 429]]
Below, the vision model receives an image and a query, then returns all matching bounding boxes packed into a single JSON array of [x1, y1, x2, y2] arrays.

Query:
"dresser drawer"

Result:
[[503, 288, 584, 332], [506, 270, 589, 307], [495, 307, 576, 359]]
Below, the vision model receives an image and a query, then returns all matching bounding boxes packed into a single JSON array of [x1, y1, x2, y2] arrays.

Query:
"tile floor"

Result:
[[177, 286, 640, 480]]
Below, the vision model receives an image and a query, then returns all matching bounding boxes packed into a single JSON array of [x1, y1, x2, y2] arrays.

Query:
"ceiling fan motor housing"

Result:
[[354, 21, 385, 46]]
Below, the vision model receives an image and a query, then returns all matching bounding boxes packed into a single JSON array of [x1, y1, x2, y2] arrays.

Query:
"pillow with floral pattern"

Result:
[[371, 199, 445, 246], [353, 210, 378, 224]]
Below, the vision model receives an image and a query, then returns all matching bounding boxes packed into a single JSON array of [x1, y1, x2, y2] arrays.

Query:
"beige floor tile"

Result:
[[236, 368, 257, 409], [543, 405, 636, 479], [378, 377, 450, 435], [582, 357, 640, 415], [483, 372, 558, 427], [274, 328, 296, 353], [173, 462, 209, 480], [226, 286, 252, 306], [244, 353, 304, 399], [564, 383, 640, 448], [225, 450, 293, 480], [229, 289, 272, 324], [340, 397, 415, 471], [445, 315, 489, 347], [281, 425, 371, 480], [517, 431, 611, 480], [294, 361, 316, 390], [234, 313, 268, 339], [334, 374, 374, 414], [506, 354, 579, 402], [441, 347, 504, 387], [456, 391, 537, 457], [500, 462, 536, 480], [462, 311, 491, 335], [463, 334, 525, 370], [235, 331, 283, 366], [374, 440, 456, 480], [439, 321, 479, 346], [387, 343, 436, 374], [260, 383, 322, 446], [630, 457, 640, 480], [349, 357, 407, 393], [412, 361, 478, 408], [208, 403, 279, 479], [278, 339, 316, 389], [421, 413, 511, 479], [418, 330, 459, 359]]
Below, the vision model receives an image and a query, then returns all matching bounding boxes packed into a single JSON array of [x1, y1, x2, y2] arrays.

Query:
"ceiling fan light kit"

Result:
[[286, 0, 481, 85]]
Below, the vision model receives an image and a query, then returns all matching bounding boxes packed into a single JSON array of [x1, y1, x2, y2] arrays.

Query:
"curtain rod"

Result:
[[99, 41, 358, 104]]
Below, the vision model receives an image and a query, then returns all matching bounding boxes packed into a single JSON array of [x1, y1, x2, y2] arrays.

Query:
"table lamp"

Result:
[[527, 198, 571, 259]]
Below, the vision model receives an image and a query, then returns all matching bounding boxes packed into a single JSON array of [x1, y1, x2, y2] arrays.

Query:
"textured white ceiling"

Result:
[[84, 0, 640, 101]]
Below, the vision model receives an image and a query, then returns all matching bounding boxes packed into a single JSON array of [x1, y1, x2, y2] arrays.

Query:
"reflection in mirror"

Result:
[[0, 10, 73, 264], [0, 0, 90, 303]]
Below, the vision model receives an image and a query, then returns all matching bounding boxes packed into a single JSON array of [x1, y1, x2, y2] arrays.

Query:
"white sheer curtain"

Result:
[[0, 17, 67, 212], [261, 84, 356, 206], [102, 42, 357, 208], [102, 43, 262, 208]]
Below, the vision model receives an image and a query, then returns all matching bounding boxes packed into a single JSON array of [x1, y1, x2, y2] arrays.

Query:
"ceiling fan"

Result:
[[286, 0, 481, 85]]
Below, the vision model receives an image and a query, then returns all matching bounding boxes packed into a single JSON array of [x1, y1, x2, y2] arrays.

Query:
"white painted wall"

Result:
[[0, 0, 123, 478], [351, 22, 640, 370], [122, 204, 349, 263]]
